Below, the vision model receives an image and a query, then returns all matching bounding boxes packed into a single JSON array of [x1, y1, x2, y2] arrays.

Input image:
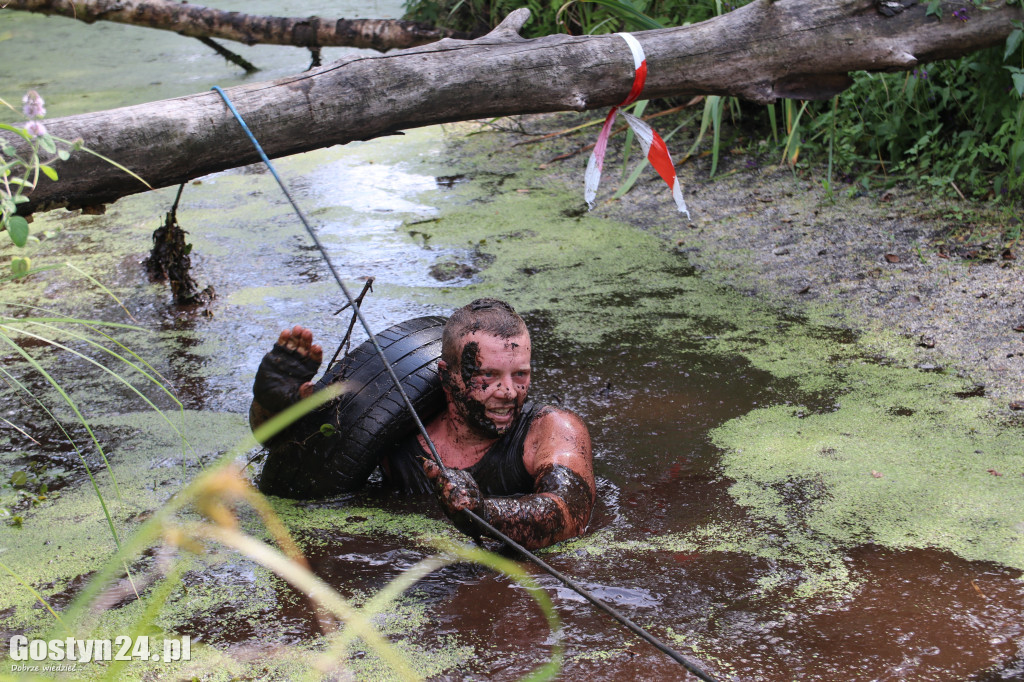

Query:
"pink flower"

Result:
[[22, 90, 46, 119], [25, 120, 48, 137]]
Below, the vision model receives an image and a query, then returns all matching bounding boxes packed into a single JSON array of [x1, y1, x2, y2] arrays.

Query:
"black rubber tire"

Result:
[[257, 315, 446, 499]]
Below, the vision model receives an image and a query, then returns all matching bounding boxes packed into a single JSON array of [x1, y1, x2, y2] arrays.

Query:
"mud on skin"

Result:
[[484, 464, 594, 550], [428, 463, 488, 541], [459, 340, 480, 387], [441, 340, 524, 438], [251, 344, 320, 416]]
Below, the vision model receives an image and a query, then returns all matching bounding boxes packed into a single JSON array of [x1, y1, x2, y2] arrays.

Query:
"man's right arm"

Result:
[[425, 407, 595, 550]]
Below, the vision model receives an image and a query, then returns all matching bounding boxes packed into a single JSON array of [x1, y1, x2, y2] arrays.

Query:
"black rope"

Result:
[[211, 86, 447, 472], [212, 85, 718, 682], [464, 508, 717, 681]]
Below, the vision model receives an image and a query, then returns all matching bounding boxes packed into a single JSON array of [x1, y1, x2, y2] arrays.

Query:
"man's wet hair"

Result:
[[442, 298, 528, 368]]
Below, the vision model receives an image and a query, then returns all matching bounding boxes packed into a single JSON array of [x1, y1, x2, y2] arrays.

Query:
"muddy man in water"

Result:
[[249, 298, 595, 550]]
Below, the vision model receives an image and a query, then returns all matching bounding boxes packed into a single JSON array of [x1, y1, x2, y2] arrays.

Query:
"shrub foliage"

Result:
[[404, 0, 1024, 200]]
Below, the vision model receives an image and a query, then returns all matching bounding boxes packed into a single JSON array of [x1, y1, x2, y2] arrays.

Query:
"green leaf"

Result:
[[0, 123, 32, 142], [38, 483, 48, 495], [1011, 139, 1024, 165], [1013, 72, 1024, 98], [10, 471, 28, 487], [1005, 29, 1023, 62], [56, 149, 70, 161], [319, 423, 336, 437], [37, 135, 57, 155], [6, 215, 29, 247], [10, 256, 31, 277], [582, 0, 665, 30], [39, 165, 58, 182]]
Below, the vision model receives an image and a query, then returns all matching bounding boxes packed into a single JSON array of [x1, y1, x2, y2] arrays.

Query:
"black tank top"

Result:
[[385, 401, 540, 495]]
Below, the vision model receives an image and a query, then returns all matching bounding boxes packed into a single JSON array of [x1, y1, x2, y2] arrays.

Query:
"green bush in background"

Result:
[[404, 0, 1024, 201]]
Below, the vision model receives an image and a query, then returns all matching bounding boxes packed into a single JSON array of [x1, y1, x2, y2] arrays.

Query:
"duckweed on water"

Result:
[[0, 406, 475, 678], [0, 411, 246, 624], [3, 112, 1023, 677], [713, 361, 1024, 567], [398, 124, 1024, 595], [271, 501, 454, 547]]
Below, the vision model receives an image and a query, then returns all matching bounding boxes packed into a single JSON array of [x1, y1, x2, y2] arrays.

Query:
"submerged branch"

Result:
[[3, 0, 471, 51]]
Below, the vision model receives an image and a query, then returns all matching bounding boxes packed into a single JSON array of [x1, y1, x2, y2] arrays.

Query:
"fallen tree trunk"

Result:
[[4, 0, 469, 51], [7, 0, 1023, 215]]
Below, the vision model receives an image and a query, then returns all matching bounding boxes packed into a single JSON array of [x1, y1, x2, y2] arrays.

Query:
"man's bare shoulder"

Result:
[[531, 405, 591, 440], [523, 405, 593, 482]]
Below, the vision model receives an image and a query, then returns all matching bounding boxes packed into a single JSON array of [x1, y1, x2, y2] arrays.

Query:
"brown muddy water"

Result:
[[3, 5, 1024, 681], [237, 332, 1024, 681]]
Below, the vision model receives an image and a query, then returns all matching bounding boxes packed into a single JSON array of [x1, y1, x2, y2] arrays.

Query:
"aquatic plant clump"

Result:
[[712, 361, 1024, 570]]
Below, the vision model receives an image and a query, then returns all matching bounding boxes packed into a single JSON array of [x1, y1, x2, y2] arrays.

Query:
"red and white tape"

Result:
[[584, 32, 689, 218]]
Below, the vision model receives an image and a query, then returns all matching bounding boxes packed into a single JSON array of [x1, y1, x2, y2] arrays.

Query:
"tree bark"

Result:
[[4, 0, 470, 51], [7, 0, 1023, 215]]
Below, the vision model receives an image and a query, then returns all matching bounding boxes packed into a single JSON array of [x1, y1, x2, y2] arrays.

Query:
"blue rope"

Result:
[[210, 85, 447, 472], [211, 85, 718, 682]]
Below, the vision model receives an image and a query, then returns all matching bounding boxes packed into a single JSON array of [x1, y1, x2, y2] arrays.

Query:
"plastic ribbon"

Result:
[[584, 32, 689, 218]]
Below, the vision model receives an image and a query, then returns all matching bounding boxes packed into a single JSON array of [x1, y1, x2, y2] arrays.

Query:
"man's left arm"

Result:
[[427, 407, 595, 550]]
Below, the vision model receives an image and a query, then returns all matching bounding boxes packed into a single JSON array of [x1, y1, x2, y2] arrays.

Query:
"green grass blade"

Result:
[[826, 95, 839, 202], [308, 554, 454, 678], [0, 558, 66, 624], [100, 555, 193, 681], [63, 262, 138, 323], [581, 0, 665, 30], [80, 322, 194, 473], [454, 543, 563, 680], [0, 363, 121, 549], [11, 316, 195, 467], [197, 522, 422, 680], [621, 100, 649, 178], [710, 95, 724, 177], [3, 323, 190, 468], [313, 541, 563, 681], [781, 100, 810, 166], [0, 329, 124, 505], [50, 136, 152, 190], [45, 385, 344, 638], [683, 95, 718, 163], [612, 119, 687, 200], [0, 307, 146, 332]]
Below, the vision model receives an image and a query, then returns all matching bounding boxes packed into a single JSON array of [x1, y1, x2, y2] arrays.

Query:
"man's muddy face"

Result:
[[440, 331, 531, 438]]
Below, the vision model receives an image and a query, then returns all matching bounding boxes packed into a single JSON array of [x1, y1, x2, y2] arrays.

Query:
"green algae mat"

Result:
[[1, 116, 1022, 679]]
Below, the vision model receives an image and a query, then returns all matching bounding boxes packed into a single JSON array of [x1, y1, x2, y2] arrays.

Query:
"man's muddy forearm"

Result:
[[482, 464, 594, 550]]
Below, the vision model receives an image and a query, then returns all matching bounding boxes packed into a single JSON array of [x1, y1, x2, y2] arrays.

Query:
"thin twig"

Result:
[[542, 101, 703, 164], [0, 415, 42, 445], [519, 99, 700, 150], [326, 277, 375, 372], [197, 36, 259, 73], [950, 180, 967, 201]]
